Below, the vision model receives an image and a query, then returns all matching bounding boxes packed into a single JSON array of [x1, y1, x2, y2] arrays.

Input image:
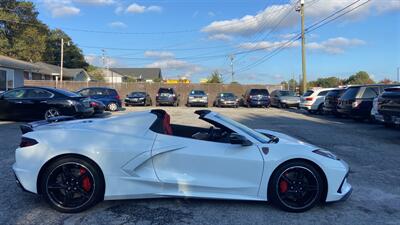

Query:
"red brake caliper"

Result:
[[80, 168, 91, 192], [279, 179, 288, 193]]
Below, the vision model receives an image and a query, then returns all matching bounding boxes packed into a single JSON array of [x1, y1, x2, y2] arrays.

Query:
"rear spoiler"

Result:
[[20, 116, 76, 134]]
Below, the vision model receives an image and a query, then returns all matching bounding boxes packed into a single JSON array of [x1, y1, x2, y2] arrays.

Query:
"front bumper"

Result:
[[125, 99, 146, 105], [248, 100, 270, 107], [326, 160, 352, 202], [220, 101, 238, 107], [188, 99, 208, 106]]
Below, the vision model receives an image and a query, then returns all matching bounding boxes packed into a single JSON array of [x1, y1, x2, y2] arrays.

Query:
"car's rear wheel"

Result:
[[39, 157, 104, 213], [107, 102, 118, 111], [269, 161, 324, 212], [44, 108, 60, 120]]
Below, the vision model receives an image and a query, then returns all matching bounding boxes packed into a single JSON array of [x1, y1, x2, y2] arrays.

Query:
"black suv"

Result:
[[337, 84, 397, 121], [242, 88, 270, 108], [323, 88, 346, 116], [156, 88, 180, 106], [377, 86, 400, 127]]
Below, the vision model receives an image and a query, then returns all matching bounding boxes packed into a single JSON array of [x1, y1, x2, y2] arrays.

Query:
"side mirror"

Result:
[[126, 95, 129, 97], [229, 133, 252, 146]]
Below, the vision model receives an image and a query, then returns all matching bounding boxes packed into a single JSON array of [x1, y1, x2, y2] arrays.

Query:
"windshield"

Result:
[[280, 91, 296, 96], [249, 89, 269, 96], [158, 88, 174, 94], [221, 93, 235, 98], [190, 90, 206, 95], [130, 92, 146, 97], [214, 114, 269, 143]]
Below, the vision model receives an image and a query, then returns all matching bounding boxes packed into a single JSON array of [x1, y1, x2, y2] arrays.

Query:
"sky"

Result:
[[31, 0, 400, 84]]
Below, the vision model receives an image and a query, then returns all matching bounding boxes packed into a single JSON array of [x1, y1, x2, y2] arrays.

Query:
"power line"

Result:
[[234, 0, 371, 73]]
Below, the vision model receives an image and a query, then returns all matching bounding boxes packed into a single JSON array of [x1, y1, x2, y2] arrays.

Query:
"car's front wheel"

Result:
[[107, 102, 118, 111], [39, 156, 105, 213], [269, 160, 324, 212]]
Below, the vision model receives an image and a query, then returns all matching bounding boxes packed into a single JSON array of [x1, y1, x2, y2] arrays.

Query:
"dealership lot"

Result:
[[0, 107, 399, 225]]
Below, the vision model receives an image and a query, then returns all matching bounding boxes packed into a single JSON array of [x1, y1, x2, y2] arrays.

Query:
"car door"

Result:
[[0, 89, 28, 120], [23, 88, 55, 119], [151, 133, 264, 198]]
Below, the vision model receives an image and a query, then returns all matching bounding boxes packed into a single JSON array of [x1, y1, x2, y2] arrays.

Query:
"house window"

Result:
[[0, 70, 6, 92]]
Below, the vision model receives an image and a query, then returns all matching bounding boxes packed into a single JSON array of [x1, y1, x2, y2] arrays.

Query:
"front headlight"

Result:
[[313, 149, 339, 160], [139, 97, 145, 100], [281, 99, 287, 103], [220, 99, 225, 102], [189, 96, 194, 99]]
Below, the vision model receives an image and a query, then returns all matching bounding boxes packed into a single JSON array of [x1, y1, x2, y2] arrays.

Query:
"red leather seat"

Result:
[[162, 113, 173, 135]]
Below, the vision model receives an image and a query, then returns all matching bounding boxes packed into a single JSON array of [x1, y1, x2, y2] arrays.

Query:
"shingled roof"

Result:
[[109, 68, 162, 80], [0, 55, 38, 71], [34, 62, 88, 80]]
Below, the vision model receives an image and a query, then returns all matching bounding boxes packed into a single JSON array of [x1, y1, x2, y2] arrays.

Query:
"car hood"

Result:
[[221, 96, 237, 101], [255, 129, 317, 149], [280, 96, 300, 101]]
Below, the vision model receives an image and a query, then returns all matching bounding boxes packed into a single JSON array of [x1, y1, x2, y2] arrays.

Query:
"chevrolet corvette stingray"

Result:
[[13, 109, 352, 213]]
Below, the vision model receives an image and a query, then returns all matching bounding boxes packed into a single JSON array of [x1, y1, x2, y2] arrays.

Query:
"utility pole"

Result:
[[298, 0, 307, 94], [229, 54, 235, 83], [60, 38, 64, 82], [397, 67, 399, 83]]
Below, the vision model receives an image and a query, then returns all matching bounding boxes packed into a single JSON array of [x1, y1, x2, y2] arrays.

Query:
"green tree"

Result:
[[86, 65, 105, 81], [0, 0, 48, 61], [345, 71, 375, 85], [379, 78, 394, 84], [44, 29, 88, 69], [308, 77, 343, 88], [0, 1, 88, 67], [153, 77, 163, 83], [207, 70, 223, 83]]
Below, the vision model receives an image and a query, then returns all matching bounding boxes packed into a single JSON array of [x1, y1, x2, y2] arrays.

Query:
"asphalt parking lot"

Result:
[[1, 107, 399, 225]]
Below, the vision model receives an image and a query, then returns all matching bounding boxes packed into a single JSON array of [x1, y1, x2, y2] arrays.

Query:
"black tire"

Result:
[[384, 122, 395, 128], [308, 110, 317, 115], [317, 104, 324, 115], [268, 160, 324, 212], [39, 156, 104, 213]]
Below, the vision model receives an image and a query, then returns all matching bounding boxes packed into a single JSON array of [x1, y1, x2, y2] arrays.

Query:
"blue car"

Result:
[[77, 87, 122, 111]]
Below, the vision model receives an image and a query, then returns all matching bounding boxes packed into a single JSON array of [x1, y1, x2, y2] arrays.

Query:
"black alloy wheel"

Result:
[[269, 161, 323, 212], [40, 157, 104, 213]]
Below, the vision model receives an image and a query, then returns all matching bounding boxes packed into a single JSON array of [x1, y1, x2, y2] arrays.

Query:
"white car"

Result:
[[300, 88, 336, 114], [13, 110, 352, 213]]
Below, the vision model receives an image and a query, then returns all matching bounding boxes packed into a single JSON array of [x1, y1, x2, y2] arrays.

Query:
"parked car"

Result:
[[76, 87, 121, 112], [0, 86, 93, 121], [300, 88, 335, 114], [89, 99, 105, 115], [270, 90, 300, 108], [186, 90, 208, 107], [156, 87, 180, 106], [337, 84, 398, 121], [213, 92, 239, 108], [376, 86, 400, 127], [15, 109, 351, 213], [242, 88, 270, 108], [323, 88, 347, 116], [125, 92, 152, 106]]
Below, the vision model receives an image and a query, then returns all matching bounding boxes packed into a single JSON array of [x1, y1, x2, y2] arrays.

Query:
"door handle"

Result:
[[15, 101, 23, 104], [40, 100, 47, 103]]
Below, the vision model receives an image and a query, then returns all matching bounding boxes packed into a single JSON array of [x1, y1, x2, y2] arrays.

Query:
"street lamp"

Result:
[[60, 38, 70, 82]]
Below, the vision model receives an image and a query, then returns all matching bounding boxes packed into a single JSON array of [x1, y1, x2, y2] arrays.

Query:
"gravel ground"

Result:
[[0, 107, 399, 225]]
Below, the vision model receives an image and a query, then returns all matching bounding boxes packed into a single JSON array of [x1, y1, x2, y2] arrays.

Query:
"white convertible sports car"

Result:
[[13, 109, 352, 213]]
